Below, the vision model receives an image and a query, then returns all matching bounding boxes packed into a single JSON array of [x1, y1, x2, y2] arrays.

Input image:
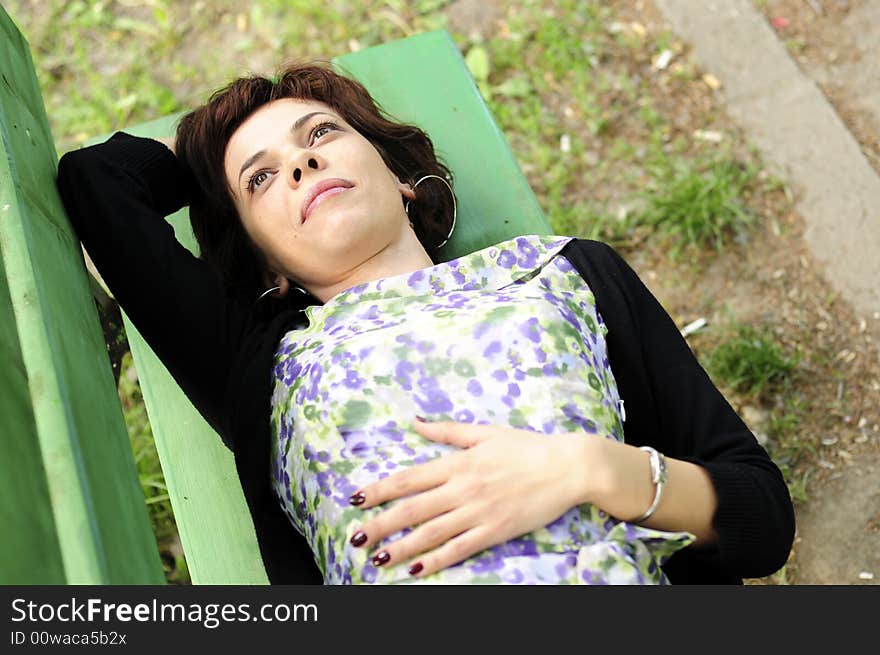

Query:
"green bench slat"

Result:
[[0, 6, 165, 584]]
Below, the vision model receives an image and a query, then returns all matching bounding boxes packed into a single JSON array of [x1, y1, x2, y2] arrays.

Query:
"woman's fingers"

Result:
[[413, 418, 497, 448], [351, 484, 459, 550], [350, 453, 451, 509], [408, 524, 496, 578], [361, 504, 477, 570]]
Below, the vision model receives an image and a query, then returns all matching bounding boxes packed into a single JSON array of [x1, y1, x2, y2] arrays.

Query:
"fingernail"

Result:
[[408, 562, 423, 576], [349, 492, 366, 506], [415, 415, 430, 422], [372, 550, 391, 566], [350, 531, 367, 547]]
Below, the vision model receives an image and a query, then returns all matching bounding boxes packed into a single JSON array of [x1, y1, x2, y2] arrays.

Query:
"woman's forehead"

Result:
[[225, 98, 339, 168]]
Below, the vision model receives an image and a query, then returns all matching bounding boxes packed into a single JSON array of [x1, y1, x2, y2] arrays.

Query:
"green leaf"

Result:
[[465, 45, 490, 82], [493, 76, 531, 98]]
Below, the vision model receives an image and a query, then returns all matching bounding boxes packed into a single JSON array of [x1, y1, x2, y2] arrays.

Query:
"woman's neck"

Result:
[[309, 225, 434, 304]]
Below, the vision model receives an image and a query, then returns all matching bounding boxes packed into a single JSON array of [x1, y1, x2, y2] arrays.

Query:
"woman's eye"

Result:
[[247, 170, 270, 193], [309, 121, 338, 144]]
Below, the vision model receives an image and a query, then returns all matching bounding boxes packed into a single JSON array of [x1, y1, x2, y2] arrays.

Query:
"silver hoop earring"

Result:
[[255, 284, 309, 303], [404, 174, 457, 249], [256, 286, 281, 302]]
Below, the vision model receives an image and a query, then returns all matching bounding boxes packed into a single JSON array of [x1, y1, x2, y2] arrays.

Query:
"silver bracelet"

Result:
[[633, 446, 667, 523]]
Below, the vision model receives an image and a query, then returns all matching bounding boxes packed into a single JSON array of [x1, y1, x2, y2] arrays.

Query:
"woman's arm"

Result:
[[564, 239, 796, 578], [56, 132, 253, 441]]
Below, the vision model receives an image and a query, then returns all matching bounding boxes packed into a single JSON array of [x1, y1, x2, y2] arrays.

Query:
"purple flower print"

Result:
[[562, 403, 598, 433], [483, 340, 502, 357], [467, 379, 484, 396], [515, 237, 539, 268], [504, 569, 525, 584], [504, 539, 538, 557], [378, 421, 404, 442], [342, 369, 365, 390], [395, 360, 415, 391], [581, 569, 608, 585], [455, 409, 475, 423], [554, 256, 574, 273], [414, 387, 453, 414], [497, 249, 516, 269], [282, 359, 302, 385], [361, 304, 381, 321], [469, 549, 504, 574], [362, 565, 378, 583], [519, 317, 541, 343]]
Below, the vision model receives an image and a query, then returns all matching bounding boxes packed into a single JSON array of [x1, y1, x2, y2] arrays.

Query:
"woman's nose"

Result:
[[292, 157, 319, 183]]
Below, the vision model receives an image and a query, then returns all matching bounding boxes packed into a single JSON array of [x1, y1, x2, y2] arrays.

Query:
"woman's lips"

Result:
[[302, 179, 354, 223]]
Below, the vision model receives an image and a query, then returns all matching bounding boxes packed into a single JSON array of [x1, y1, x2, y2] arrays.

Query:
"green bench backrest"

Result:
[[4, 14, 551, 584], [0, 7, 164, 584]]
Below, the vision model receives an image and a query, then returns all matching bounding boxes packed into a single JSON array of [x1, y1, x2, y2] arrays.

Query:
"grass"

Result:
[[705, 322, 801, 397], [8, 0, 820, 584], [639, 157, 760, 256]]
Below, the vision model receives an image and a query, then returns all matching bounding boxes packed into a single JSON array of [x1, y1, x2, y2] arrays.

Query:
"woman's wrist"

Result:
[[569, 434, 617, 507], [572, 435, 656, 522]]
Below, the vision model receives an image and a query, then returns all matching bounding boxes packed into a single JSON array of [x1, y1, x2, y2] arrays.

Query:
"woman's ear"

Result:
[[398, 179, 416, 201], [263, 271, 291, 298]]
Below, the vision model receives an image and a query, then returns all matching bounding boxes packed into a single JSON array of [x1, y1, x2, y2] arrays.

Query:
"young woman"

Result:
[[56, 62, 795, 584]]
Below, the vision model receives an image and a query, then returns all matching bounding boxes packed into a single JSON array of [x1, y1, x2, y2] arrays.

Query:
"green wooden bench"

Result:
[[1, 6, 551, 584]]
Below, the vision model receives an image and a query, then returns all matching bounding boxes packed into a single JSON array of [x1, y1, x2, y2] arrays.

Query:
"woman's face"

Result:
[[224, 98, 415, 295]]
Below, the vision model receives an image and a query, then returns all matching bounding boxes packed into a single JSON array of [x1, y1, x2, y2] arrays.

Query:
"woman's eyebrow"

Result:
[[236, 111, 334, 185]]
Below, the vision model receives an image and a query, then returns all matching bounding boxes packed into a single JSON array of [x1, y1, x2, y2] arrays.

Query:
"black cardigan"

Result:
[[56, 132, 795, 584]]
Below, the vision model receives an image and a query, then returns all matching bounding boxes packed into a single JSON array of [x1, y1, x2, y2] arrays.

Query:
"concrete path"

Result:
[[656, 0, 880, 346], [655, 0, 880, 585]]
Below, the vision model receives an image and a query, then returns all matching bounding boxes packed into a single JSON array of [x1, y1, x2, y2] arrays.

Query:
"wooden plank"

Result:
[[0, 6, 165, 584], [0, 251, 65, 584]]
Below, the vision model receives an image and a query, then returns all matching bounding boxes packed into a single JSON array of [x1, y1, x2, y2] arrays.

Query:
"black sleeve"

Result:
[[561, 239, 796, 582], [56, 131, 253, 444]]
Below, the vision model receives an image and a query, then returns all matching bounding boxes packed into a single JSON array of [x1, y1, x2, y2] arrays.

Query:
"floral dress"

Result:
[[270, 235, 694, 584]]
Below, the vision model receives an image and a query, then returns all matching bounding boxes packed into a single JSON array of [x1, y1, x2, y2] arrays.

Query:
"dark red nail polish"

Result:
[[415, 415, 427, 422], [350, 531, 367, 547], [372, 550, 391, 566], [349, 492, 366, 506], [409, 562, 423, 576]]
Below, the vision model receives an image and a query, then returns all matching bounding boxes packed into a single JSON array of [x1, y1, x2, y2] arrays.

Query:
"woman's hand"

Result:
[[347, 419, 602, 578]]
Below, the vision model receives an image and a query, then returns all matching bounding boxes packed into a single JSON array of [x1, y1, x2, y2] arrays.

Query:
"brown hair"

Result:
[[174, 61, 454, 313]]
